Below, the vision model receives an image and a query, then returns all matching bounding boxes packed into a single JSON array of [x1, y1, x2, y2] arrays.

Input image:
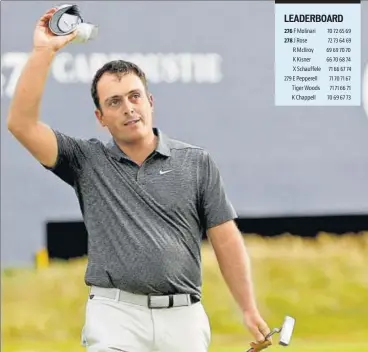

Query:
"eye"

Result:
[[109, 99, 120, 107], [131, 93, 141, 100]]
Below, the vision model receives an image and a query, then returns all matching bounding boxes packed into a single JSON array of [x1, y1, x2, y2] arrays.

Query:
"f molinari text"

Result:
[[284, 14, 343, 23]]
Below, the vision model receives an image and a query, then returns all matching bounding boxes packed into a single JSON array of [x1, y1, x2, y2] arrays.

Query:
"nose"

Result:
[[124, 108, 134, 116], [122, 99, 134, 116]]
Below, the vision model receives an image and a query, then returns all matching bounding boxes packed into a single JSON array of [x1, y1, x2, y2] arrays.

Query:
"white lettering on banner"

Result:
[[1, 52, 223, 98], [52, 52, 76, 83], [1, 52, 30, 98], [1, 72, 6, 97], [193, 54, 223, 83]]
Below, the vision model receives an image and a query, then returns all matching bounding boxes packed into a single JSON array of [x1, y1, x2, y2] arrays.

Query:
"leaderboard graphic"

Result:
[[275, 0, 361, 106]]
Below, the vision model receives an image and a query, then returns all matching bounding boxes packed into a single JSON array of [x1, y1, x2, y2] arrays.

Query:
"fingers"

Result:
[[38, 8, 57, 25], [249, 324, 272, 352], [259, 324, 272, 344], [251, 324, 267, 343], [44, 7, 58, 16], [254, 330, 265, 343], [38, 15, 52, 27]]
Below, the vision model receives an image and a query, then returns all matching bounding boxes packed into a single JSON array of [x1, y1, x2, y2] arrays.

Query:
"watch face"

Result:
[[58, 13, 82, 33]]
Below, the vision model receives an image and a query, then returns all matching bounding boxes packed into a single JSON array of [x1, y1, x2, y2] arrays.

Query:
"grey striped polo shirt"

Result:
[[45, 128, 237, 297]]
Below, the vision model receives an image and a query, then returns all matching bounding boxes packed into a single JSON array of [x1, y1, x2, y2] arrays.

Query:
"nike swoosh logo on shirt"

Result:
[[159, 170, 173, 175]]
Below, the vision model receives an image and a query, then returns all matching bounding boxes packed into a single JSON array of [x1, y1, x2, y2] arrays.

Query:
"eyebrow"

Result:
[[104, 89, 141, 104]]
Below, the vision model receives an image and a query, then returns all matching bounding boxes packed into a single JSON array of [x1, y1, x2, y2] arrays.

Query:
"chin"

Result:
[[120, 130, 148, 144]]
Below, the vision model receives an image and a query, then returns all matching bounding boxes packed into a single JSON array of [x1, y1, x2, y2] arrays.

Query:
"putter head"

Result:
[[279, 316, 295, 346]]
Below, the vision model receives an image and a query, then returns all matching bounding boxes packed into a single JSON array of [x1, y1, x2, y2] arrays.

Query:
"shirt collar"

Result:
[[154, 128, 171, 157], [106, 128, 171, 161]]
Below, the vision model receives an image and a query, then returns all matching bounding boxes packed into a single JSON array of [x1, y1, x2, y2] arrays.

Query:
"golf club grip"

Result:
[[245, 330, 277, 352]]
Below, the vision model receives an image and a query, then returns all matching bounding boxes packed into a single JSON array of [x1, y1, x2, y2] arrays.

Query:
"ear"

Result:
[[95, 109, 105, 127], [148, 93, 154, 109]]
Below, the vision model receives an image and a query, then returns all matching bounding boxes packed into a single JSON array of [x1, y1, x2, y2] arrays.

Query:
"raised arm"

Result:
[[7, 8, 77, 168]]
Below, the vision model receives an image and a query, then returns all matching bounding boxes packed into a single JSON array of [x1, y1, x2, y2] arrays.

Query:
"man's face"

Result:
[[95, 72, 154, 143]]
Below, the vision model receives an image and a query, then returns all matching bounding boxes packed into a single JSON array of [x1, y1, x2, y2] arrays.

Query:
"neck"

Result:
[[116, 131, 157, 165]]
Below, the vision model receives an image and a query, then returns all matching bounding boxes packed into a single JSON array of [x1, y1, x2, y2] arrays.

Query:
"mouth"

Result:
[[123, 119, 140, 126]]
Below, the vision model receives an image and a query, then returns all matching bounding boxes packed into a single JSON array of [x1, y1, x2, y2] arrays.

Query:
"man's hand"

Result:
[[34, 8, 77, 53], [244, 310, 272, 351]]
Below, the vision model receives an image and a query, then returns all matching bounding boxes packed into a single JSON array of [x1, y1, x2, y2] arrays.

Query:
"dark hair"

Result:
[[91, 60, 148, 111]]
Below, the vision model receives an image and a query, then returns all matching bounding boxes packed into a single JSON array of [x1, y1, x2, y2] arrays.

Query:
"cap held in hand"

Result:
[[48, 4, 98, 43]]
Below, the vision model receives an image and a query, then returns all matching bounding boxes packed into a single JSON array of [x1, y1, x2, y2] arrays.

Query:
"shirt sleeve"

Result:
[[43, 129, 89, 187], [199, 151, 238, 230]]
